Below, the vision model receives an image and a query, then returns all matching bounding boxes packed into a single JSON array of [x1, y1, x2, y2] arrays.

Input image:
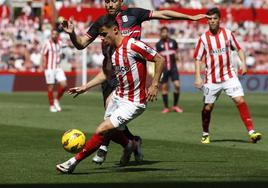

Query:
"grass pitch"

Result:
[[0, 92, 267, 187]]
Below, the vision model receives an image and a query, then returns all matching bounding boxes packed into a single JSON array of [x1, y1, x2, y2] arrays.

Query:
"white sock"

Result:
[[69, 157, 77, 164], [202, 132, 209, 136], [99, 145, 108, 152], [248, 130, 255, 135]]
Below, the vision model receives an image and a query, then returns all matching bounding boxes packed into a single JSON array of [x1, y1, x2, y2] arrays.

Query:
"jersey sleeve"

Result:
[[230, 32, 241, 51], [131, 40, 157, 61], [130, 8, 152, 23], [193, 37, 206, 61], [86, 16, 106, 40]]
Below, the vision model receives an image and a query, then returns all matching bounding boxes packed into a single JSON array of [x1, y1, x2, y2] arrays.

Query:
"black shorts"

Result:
[[160, 66, 179, 83]]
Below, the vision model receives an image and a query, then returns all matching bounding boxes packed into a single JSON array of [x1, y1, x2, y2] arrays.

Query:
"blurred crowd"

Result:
[[151, 0, 268, 9], [1, 0, 268, 73], [55, 0, 268, 9]]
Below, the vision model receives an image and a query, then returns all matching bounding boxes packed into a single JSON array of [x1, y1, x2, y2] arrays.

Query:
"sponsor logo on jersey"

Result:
[[122, 15, 128, 22], [209, 47, 229, 55], [114, 65, 130, 75]]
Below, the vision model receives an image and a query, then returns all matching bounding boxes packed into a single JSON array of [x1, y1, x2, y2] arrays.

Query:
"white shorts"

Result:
[[45, 68, 66, 84], [104, 94, 146, 130], [203, 77, 244, 104]]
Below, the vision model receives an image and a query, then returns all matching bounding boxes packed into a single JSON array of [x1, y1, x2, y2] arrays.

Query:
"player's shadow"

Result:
[[69, 160, 177, 175], [211, 139, 249, 143], [116, 160, 162, 167], [72, 167, 177, 175]]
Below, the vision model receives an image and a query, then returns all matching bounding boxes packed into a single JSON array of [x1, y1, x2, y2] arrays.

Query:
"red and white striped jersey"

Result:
[[112, 37, 157, 105], [193, 27, 241, 83], [41, 40, 62, 70]]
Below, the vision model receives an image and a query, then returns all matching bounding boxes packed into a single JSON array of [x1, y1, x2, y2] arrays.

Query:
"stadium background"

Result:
[[1, 1, 268, 187], [1, 0, 268, 93]]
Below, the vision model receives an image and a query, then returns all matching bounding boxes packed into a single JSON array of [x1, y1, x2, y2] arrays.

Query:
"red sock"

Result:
[[109, 130, 129, 148], [56, 86, 66, 100], [48, 90, 54, 106], [237, 102, 254, 132], [202, 109, 211, 133], [75, 133, 103, 162]]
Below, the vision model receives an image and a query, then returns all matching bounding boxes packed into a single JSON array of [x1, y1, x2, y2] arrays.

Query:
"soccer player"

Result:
[[56, 15, 165, 174], [193, 7, 262, 144], [156, 26, 183, 114], [41, 28, 67, 112], [60, 0, 209, 164]]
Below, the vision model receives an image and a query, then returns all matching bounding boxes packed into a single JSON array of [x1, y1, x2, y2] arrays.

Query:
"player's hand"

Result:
[[61, 17, 74, 34], [146, 85, 158, 102], [240, 63, 247, 75], [194, 77, 203, 89], [68, 86, 87, 98], [192, 14, 211, 21]]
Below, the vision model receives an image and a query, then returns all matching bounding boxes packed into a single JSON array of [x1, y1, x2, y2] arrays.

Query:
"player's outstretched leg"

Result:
[[56, 133, 104, 174], [56, 157, 78, 174]]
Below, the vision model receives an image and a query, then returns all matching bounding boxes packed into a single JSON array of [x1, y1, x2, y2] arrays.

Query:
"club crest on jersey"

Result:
[[121, 29, 130, 36], [122, 15, 128, 22]]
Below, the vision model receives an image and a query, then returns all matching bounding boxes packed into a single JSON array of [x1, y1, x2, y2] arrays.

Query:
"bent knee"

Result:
[[233, 96, 245, 105], [203, 104, 213, 112]]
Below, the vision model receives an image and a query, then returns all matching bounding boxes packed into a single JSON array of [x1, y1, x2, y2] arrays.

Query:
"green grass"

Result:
[[0, 92, 268, 186]]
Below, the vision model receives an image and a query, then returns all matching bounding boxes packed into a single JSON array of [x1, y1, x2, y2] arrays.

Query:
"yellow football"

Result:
[[61, 129, 86, 154]]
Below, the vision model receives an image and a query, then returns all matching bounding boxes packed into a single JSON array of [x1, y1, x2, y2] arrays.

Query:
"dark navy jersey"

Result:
[[86, 7, 152, 40], [156, 38, 178, 71]]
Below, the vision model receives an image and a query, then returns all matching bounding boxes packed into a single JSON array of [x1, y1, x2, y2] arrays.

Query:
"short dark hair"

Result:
[[101, 14, 119, 29], [160, 26, 169, 32], [206, 7, 221, 18]]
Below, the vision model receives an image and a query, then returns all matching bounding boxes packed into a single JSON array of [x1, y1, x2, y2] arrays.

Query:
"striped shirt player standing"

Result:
[[193, 7, 261, 144], [56, 15, 165, 174], [41, 28, 67, 112], [59, 0, 209, 165]]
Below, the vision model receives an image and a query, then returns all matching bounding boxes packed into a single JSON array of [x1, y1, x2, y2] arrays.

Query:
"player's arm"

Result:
[[193, 38, 206, 89], [60, 18, 94, 50], [151, 10, 209, 21], [237, 49, 247, 75], [194, 59, 203, 89], [40, 55, 46, 71], [174, 41, 181, 62], [131, 40, 164, 101], [69, 32, 94, 50], [40, 43, 48, 71], [230, 31, 247, 75], [147, 53, 165, 102], [68, 70, 107, 98]]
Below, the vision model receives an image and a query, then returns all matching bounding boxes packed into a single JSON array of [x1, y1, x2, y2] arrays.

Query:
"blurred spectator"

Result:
[[43, 0, 53, 23], [89, 46, 104, 68]]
